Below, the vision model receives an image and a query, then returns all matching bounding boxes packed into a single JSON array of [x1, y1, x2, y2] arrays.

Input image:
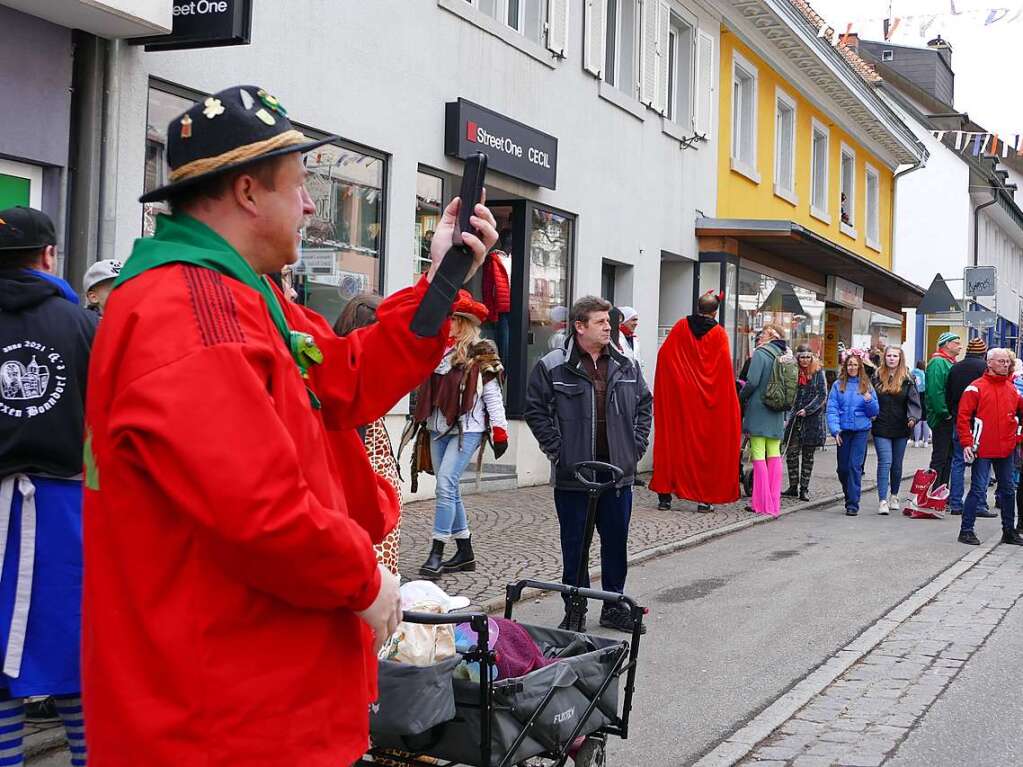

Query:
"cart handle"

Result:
[[572, 461, 624, 492], [504, 579, 640, 613]]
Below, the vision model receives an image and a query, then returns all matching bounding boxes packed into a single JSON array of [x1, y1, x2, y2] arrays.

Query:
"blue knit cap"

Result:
[[936, 332, 960, 348]]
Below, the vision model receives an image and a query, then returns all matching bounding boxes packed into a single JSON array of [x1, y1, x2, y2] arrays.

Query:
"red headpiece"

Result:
[[451, 289, 489, 325], [703, 288, 725, 302]]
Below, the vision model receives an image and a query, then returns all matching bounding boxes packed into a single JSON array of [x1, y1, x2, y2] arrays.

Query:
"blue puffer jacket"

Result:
[[826, 377, 880, 435]]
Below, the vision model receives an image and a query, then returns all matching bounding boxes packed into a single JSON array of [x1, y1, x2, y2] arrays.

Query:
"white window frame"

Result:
[[0, 159, 43, 209], [839, 143, 857, 239], [810, 117, 831, 224], [865, 163, 881, 252], [730, 50, 759, 183], [773, 87, 797, 205], [605, 0, 641, 97], [664, 10, 695, 126]]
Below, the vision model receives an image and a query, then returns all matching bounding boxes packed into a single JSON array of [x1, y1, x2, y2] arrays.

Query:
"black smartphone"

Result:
[[452, 152, 488, 247]]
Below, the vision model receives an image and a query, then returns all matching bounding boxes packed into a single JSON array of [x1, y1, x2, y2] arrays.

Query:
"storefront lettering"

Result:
[[174, 0, 229, 16], [466, 122, 553, 170], [450, 101, 558, 188]]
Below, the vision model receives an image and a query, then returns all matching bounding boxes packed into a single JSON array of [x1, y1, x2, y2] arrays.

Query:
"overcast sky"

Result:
[[808, 0, 1022, 136]]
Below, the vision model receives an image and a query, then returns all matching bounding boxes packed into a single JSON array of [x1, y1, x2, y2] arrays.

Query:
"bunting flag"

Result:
[[816, 5, 1023, 47], [931, 130, 1023, 158]]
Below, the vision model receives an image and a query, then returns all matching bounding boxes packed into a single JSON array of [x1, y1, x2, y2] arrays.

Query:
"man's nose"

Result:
[[300, 186, 316, 216]]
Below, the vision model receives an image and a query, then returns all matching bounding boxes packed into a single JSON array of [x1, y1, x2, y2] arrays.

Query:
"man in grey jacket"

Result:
[[525, 296, 652, 633]]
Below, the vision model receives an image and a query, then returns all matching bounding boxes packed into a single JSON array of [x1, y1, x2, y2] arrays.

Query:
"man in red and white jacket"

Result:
[[955, 347, 1023, 546]]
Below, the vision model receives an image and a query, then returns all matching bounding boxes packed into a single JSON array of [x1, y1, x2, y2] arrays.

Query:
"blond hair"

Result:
[[449, 315, 481, 368], [876, 346, 911, 395], [761, 323, 786, 343], [839, 355, 871, 395]]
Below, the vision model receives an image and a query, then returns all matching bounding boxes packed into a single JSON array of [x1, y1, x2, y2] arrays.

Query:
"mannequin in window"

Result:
[[482, 229, 513, 362]]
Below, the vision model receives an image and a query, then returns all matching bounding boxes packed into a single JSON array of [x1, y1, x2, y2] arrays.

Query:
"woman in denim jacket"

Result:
[[827, 353, 880, 516]]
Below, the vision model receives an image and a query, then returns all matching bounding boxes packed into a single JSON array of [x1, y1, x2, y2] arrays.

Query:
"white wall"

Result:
[[975, 200, 1023, 325]]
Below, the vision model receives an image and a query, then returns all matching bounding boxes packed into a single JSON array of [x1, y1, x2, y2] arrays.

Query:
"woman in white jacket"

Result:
[[618, 306, 644, 370]]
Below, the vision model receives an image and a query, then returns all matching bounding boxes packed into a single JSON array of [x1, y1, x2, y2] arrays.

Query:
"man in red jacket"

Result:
[[82, 85, 497, 766], [955, 347, 1023, 546]]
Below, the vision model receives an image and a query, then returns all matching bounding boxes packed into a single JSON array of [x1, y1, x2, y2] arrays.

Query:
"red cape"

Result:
[[649, 319, 741, 504]]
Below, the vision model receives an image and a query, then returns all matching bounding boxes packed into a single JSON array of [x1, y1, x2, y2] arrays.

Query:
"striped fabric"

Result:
[[0, 696, 25, 767], [54, 696, 86, 767]]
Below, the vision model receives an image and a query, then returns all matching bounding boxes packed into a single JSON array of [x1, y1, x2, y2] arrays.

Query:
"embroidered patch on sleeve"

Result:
[[182, 266, 246, 346]]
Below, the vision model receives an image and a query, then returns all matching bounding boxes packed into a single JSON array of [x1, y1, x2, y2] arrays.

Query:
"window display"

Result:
[[527, 208, 571, 376], [734, 268, 825, 372], [414, 171, 443, 277]]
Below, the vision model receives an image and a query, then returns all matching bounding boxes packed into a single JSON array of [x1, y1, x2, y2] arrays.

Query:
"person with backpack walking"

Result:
[[827, 352, 880, 516], [872, 346, 921, 515], [783, 345, 828, 502], [738, 324, 793, 517]]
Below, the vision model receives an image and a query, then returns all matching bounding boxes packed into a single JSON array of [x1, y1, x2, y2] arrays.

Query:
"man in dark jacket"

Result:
[[945, 337, 991, 516], [955, 348, 1023, 546], [525, 296, 652, 633], [0, 206, 97, 765]]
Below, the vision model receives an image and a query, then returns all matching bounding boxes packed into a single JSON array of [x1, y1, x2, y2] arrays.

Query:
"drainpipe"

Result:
[[98, 38, 124, 262]]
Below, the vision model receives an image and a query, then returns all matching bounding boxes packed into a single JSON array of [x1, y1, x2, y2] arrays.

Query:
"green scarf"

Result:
[[116, 213, 323, 407]]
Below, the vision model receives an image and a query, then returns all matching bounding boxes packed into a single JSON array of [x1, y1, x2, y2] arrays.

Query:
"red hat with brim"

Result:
[[452, 289, 488, 325]]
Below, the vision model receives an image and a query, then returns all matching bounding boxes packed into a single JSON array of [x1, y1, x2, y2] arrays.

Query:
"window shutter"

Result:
[[583, 0, 608, 77], [654, 1, 670, 114], [640, 0, 659, 106], [694, 29, 714, 136], [547, 0, 569, 57]]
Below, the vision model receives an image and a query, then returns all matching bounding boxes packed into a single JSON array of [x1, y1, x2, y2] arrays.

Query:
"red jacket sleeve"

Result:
[[109, 343, 381, 612], [957, 383, 980, 450], [286, 278, 449, 430]]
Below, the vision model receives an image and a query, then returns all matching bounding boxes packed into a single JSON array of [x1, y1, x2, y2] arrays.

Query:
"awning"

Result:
[[696, 218, 925, 313], [2, 0, 171, 38]]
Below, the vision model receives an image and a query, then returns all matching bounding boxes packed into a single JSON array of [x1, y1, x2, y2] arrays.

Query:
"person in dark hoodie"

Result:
[[946, 337, 992, 517], [0, 206, 97, 766], [650, 290, 741, 512]]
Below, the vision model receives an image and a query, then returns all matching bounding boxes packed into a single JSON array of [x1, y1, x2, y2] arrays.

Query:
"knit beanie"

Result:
[[936, 332, 960, 348], [966, 337, 988, 355]]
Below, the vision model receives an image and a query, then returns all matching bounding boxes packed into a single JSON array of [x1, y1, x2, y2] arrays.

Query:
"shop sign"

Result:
[[964, 266, 996, 297], [445, 99, 558, 189], [295, 250, 337, 279], [826, 275, 864, 309], [965, 310, 997, 328], [823, 309, 843, 369], [130, 0, 252, 51]]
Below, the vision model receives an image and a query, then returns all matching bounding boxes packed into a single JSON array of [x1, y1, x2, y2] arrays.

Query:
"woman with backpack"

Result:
[[783, 345, 828, 502], [738, 324, 792, 517], [872, 346, 922, 515], [910, 360, 930, 446], [827, 352, 880, 516]]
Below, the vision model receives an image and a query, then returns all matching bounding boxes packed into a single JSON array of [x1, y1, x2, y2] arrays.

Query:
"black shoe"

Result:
[[419, 540, 445, 579], [558, 612, 587, 633], [657, 494, 672, 511], [696, 503, 714, 513], [958, 530, 981, 546], [845, 508, 858, 516], [441, 536, 476, 573], [1002, 530, 1023, 546], [24, 697, 58, 722], [599, 605, 647, 635], [633, 478, 646, 487], [950, 509, 962, 516], [782, 486, 799, 498], [976, 510, 999, 519], [799, 490, 811, 502]]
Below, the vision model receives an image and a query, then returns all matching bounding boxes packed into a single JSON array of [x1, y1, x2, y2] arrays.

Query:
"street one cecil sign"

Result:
[[445, 99, 558, 189], [130, 0, 252, 51]]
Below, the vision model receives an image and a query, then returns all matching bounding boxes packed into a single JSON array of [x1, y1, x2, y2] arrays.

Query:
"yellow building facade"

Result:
[[716, 31, 894, 269]]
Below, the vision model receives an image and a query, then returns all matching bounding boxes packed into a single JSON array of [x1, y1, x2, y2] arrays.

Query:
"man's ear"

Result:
[[232, 173, 260, 216], [41, 245, 57, 274]]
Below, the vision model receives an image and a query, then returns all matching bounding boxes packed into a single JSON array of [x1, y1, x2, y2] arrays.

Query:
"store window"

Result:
[[297, 142, 386, 322], [735, 268, 825, 373], [143, 85, 197, 236], [527, 207, 572, 377], [415, 171, 444, 277]]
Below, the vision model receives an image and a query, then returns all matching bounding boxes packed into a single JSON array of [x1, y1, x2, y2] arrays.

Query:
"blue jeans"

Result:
[[837, 430, 870, 512], [874, 436, 908, 501], [913, 419, 931, 443], [430, 431, 484, 540], [950, 426, 988, 515], [961, 455, 1016, 533], [554, 479, 633, 610]]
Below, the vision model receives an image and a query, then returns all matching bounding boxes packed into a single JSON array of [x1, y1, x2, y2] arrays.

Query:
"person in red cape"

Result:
[[81, 85, 498, 767], [650, 290, 742, 512]]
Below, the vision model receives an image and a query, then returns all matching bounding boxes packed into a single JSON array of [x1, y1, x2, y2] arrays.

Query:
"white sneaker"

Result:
[[878, 499, 890, 515], [890, 495, 900, 513]]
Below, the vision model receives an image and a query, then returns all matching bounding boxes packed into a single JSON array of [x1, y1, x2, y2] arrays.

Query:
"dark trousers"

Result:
[[837, 430, 870, 512], [554, 482, 633, 612], [962, 456, 1016, 533], [786, 441, 817, 492], [929, 418, 954, 487]]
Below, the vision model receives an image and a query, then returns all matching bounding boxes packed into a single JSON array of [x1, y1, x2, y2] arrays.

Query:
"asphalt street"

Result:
[[513, 500, 989, 766]]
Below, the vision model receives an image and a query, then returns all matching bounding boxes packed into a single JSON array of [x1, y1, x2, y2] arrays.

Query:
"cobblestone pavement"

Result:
[[738, 543, 1023, 767], [396, 445, 930, 608]]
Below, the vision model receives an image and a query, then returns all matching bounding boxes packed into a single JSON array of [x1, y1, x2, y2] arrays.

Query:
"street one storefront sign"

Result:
[[445, 99, 558, 189], [826, 275, 864, 309], [130, 0, 252, 51]]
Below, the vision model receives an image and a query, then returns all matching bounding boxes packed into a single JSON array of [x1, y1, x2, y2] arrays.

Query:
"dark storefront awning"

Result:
[[696, 218, 925, 313]]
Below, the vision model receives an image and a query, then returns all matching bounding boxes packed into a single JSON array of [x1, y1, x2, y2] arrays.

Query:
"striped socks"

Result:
[[54, 696, 86, 767], [0, 695, 24, 767]]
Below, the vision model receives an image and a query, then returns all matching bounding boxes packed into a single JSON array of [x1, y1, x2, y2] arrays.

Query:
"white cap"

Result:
[[83, 259, 123, 294], [399, 580, 471, 613], [619, 306, 638, 323]]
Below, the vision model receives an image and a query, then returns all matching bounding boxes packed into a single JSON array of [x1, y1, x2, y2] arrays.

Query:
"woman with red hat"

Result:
[[413, 290, 508, 578]]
